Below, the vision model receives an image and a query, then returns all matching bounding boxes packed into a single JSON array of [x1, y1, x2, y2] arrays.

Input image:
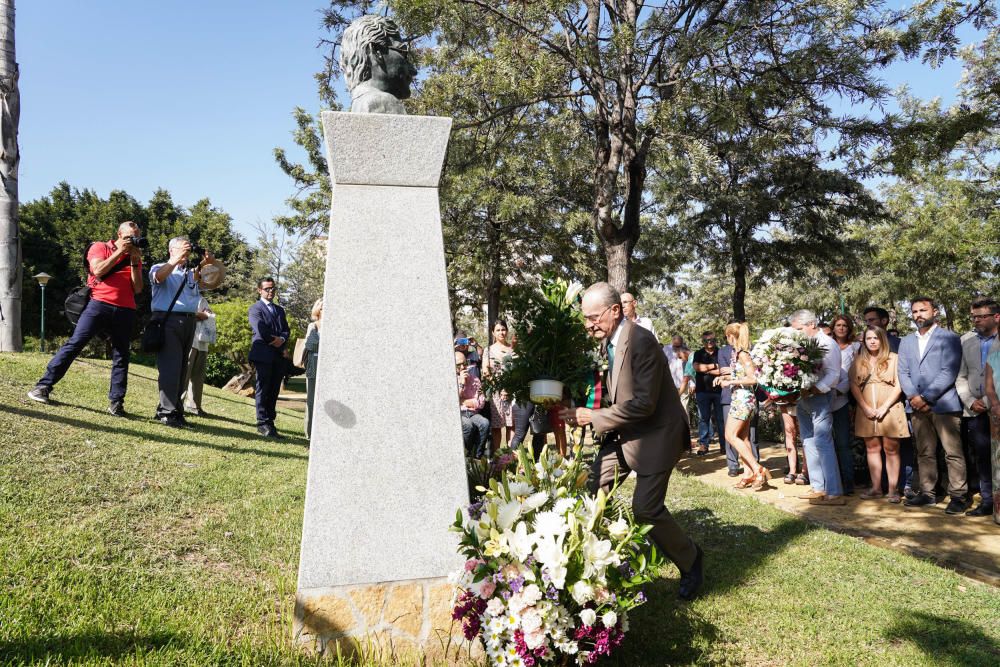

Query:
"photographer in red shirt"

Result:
[[27, 221, 145, 416]]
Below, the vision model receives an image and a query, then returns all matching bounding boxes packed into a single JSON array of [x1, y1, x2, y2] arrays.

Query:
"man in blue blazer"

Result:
[[249, 277, 291, 438], [897, 295, 967, 514]]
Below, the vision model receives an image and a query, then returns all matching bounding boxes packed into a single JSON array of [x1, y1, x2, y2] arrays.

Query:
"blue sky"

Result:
[[17, 2, 977, 243]]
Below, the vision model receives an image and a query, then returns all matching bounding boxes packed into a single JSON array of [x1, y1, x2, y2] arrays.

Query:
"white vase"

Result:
[[529, 379, 564, 406]]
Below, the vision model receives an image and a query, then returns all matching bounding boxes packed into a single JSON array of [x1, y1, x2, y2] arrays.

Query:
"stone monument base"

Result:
[[295, 577, 480, 663]]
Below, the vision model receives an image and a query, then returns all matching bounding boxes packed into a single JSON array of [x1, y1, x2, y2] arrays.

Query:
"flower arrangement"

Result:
[[482, 277, 598, 406], [750, 327, 825, 403], [450, 445, 659, 666]]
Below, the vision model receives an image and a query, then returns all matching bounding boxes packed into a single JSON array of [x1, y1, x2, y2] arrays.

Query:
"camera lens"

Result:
[[131, 236, 149, 249]]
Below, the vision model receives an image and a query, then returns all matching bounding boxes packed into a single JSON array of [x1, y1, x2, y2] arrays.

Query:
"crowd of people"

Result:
[[667, 298, 999, 517], [455, 289, 999, 521], [26, 223, 325, 441]]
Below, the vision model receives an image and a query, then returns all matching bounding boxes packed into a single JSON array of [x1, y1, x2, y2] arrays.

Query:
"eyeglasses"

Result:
[[703, 338, 717, 344], [584, 305, 612, 324], [621, 299, 635, 305], [260, 286, 276, 292], [971, 313, 998, 321]]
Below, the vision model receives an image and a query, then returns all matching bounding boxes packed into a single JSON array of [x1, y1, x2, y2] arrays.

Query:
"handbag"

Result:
[[64, 250, 131, 326], [292, 338, 307, 369], [140, 272, 189, 353]]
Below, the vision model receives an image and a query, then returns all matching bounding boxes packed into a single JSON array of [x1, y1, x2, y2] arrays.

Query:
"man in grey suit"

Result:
[[561, 282, 702, 601], [956, 297, 1000, 517], [897, 295, 967, 515]]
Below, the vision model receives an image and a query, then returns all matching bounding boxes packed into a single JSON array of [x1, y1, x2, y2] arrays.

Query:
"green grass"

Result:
[[2, 352, 999, 666]]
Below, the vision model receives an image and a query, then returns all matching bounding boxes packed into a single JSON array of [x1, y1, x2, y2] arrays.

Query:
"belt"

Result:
[[154, 311, 196, 318]]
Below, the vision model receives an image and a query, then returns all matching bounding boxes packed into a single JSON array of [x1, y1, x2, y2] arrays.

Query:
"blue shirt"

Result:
[[149, 264, 201, 313], [978, 333, 997, 367]]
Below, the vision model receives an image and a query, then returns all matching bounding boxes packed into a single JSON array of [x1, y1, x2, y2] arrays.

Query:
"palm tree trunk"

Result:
[[0, 0, 20, 352]]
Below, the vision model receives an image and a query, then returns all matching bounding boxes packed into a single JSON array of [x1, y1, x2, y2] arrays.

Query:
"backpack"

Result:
[[64, 243, 129, 326]]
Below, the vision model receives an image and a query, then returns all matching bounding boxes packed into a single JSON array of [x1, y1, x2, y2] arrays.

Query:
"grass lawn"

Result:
[[2, 352, 998, 666]]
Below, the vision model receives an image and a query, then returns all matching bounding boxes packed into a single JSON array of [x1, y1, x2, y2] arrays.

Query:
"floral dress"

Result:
[[729, 351, 757, 422]]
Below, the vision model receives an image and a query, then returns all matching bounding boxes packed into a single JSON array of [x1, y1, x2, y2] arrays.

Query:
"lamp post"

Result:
[[32, 272, 52, 352]]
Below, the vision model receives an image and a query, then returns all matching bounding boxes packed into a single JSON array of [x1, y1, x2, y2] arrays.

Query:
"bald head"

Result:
[[117, 221, 139, 238]]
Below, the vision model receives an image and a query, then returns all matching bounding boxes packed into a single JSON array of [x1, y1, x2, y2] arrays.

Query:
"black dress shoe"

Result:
[[108, 401, 127, 418], [258, 425, 283, 439], [966, 503, 993, 517], [159, 416, 184, 428], [904, 493, 936, 507], [678, 544, 704, 601], [944, 497, 969, 515]]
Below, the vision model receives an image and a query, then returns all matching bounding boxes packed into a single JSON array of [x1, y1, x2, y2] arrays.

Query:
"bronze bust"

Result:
[[341, 15, 417, 115]]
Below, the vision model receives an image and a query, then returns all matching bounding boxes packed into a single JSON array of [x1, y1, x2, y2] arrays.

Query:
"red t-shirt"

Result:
[[86, 240, 140, 309]]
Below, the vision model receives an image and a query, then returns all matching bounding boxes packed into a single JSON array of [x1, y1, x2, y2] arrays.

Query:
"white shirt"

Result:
[[664, 345, 686, 388], [632, 315, 656, 339], [830, 341, 859, 411], [916, 323, 938, 358], [813, 330, 842, 395]]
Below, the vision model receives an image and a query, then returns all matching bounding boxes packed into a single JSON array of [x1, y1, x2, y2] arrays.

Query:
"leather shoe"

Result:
[[158, 416, 184, 428], [258, 425, 283, 439], [903, 493, 936, 507], [965, 503, 993, 517], [678, 544, 704, 601], [799, 489, 826, 500], [727, 468, 744, 477], [944, 497, 969, 515]]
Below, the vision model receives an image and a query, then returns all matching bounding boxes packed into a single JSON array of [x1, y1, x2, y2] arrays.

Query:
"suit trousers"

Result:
[[961, 413, 991, 504], [253, 359, 284, 427], [155, 314, 196, 418], [589, 444, 697, 573], [911, 411, 966, 499]]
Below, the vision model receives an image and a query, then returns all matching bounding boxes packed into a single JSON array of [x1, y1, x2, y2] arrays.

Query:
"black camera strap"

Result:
[[87, 242, 133, 284]]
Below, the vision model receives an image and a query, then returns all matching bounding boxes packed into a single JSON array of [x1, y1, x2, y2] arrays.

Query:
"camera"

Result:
[[190, 244, 206, 263], [128, 236, 149, 249]]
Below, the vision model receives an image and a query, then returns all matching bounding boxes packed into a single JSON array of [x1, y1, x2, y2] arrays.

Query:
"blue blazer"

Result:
[[248, 300, 291, 364], [897, 327, 963, 413]]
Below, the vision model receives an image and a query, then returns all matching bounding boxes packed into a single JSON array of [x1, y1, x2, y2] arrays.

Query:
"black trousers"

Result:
[[253, 360, 284, 427]]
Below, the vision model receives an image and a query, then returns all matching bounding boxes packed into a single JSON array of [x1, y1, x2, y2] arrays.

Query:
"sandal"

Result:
[[734, 475, 755, 489], [794, 473, 809, 486], [859, 490, 884, 500], [752, 468, 773, 492], [783, 473, 796, 485], [886, 492, 902, 504]]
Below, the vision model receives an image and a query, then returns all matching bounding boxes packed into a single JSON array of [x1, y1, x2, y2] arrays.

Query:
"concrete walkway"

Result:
[[677, 442, 1000, 587]]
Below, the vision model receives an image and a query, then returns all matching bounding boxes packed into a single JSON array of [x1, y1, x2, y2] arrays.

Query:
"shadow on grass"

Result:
[[884, 610, 1000, 666], [9, 406, 308, 461], [0, 631, 181, 663], [608, 506, 816, 665]]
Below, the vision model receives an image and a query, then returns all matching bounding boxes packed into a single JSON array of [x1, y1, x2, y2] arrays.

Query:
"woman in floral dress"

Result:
[[716, 322, 771, 491]]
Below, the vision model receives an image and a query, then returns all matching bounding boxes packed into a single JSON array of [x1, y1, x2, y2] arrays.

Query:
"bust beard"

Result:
[[350, 81, 408, 115]]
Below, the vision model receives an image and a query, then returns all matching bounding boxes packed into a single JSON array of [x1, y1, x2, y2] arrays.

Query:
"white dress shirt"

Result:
[[830, 341, 859, 411], [916, 323, 938, 358], [813, 330, 843, 395]]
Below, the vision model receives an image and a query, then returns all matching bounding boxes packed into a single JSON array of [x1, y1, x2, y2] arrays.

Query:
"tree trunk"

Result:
[[729, 223, 747, 322], [0, 0, 19, 352]]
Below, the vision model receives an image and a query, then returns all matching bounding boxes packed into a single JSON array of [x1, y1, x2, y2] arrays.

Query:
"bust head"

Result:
[[341, 15, 417, 113]]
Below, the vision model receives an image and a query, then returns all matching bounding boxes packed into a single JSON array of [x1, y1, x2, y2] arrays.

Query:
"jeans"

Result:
[[37, 299, 135, 403], [722, 402, 759, 472], [695, 392, 725, 449], [831, 404, 855, 493], [798, 392, 843, 496], [461, 409, 490, 458]]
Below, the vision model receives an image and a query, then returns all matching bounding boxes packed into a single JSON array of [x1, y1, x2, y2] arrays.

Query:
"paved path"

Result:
[[678, 442, 1000, 587]]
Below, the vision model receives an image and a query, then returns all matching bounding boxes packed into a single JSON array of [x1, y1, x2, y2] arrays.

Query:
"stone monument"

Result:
[[294, 15, 470, 659]]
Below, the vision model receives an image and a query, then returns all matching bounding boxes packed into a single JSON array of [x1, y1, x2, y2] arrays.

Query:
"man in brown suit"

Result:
[[561, 282, 704, 600]]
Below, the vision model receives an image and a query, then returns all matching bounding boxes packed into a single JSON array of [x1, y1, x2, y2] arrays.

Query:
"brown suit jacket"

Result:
[[591, 318, 689, 474]]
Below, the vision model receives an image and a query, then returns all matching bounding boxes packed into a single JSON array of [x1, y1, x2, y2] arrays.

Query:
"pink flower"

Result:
[[479, 580, 496, 598], [464, 558, 482, 572]]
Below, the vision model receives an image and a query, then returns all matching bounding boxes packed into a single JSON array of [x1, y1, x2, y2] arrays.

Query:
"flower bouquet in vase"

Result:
[[483, 276, 597, 408], [750, 327, 825, 404], [450, 445, 661, 666]]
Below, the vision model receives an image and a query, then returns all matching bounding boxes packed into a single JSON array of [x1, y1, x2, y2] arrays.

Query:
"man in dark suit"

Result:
[[562, 282, 703, 601], [897, 295, 966, 514], [249, 277, 291, 438]]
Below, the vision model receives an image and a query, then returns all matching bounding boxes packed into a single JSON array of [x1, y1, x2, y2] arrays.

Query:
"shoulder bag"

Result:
[[141, 272, 189, 353]]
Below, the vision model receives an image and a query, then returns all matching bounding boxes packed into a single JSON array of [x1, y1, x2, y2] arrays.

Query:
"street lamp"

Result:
[[32, 272, 52, 352]]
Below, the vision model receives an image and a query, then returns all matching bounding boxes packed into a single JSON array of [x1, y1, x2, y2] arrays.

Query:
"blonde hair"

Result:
[[725, 321, 750, 352], [310, 297, 324, 322], [858, 325, 890, 374]]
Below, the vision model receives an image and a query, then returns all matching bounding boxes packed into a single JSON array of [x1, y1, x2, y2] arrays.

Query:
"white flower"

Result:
[[582, 534, 620, 578], [521, 583, 543, 607], [533, 534, 567, 569], [579, 608, 597, 626], [606, 516, 629, 539], [487, 598, 506, 617], [564, 281, 584, 304], [570, 580, 594, 605], [547, 564, 567, 589], [525, 627, 547, 650], [521, 607, 543, 632], [524, 490, 549, 511], [533, 511, 567, 538], [553, 497, 576, 515], [496, 500, 522, 531], [507, 521, 535, 561], [507, 481, 534, 499], [601, 610, 618, 627]]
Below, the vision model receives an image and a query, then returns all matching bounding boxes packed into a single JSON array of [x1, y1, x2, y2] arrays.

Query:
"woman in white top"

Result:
[[830, 314, 860, 495], [483, 319, 514, 454]]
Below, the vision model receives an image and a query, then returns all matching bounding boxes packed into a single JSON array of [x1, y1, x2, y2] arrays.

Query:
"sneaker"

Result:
[[27, 386, 50, 404], [108, 401, 126, 417], [944, 498, 969, 516]]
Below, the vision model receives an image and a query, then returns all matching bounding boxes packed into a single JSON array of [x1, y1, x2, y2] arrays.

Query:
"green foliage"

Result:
[[203, 352, 242, 388], [211, 299, 254, 366], [482, 277, 596, 404]]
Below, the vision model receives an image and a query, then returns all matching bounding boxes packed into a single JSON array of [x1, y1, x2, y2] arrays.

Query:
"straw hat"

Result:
[[198, 261, 226, 290]]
